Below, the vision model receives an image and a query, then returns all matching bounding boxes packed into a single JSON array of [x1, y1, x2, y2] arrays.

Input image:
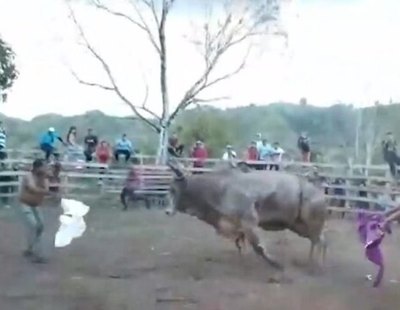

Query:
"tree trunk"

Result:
[[156, 125, 169, 165]]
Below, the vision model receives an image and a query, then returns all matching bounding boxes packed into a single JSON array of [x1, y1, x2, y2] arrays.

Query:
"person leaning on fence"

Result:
[[222, 145, 237, 161], [0, 122, 7, 160], [19, 159, 52, 264], [246, 141, 259, 169], [96, 141, 112, 183], [83, 128, 98, 162], [39, 127, 65, 161], [258, 139, 274, 170], [191, 141, 208, 173], [382, 132, 400, 178], [65, 126, 81, 161], [114, 134, 133, 163], [168, 132, 184, 157], [270, 142, 284, 171], [298, 132, 311, 162], [0, 162, 15, 208]]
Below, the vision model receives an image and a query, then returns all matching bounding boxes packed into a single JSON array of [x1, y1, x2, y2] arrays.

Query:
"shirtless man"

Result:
[[19, 159, 50, 263]]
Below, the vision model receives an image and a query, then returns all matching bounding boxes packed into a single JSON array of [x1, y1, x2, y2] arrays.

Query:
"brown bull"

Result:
[[166, 161, 328, 270]]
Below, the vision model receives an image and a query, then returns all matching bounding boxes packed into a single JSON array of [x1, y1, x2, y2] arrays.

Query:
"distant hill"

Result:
[[1, 102, 399, 162]]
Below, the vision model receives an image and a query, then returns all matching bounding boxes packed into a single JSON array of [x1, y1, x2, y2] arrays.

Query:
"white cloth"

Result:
[[55, 199, 90, 247], [222, 151, 237, 160]]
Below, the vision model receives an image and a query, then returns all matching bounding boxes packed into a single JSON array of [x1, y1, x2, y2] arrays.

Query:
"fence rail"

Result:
[[0, 151, 398, 214]]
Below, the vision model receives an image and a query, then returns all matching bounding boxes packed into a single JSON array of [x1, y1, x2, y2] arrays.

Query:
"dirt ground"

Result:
[[1, 199, 399, 310]]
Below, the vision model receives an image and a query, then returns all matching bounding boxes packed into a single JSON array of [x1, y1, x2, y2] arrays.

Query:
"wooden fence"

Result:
[[0, 150, 397, 214]]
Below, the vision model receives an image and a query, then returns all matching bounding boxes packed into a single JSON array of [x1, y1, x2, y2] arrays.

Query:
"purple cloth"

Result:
[[357, 213, 391, 287]]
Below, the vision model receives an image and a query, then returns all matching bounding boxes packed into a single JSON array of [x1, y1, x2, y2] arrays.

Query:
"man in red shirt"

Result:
[[191, 141, 208, 173]]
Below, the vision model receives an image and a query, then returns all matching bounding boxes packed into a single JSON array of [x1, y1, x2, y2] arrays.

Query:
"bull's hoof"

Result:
[[267, 275, 293, 284]]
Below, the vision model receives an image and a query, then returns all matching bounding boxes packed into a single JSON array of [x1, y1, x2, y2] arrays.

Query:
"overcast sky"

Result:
[[0, 0, 400, 120]]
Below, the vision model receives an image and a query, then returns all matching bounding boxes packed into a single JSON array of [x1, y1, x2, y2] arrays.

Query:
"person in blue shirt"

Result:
[[39, 127, 64, 161], [258, 139, 275, 170], [114, 133, 133, 163]]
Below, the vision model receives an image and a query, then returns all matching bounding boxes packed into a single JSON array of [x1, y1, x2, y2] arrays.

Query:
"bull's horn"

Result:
[[167, 159, 185, 180]]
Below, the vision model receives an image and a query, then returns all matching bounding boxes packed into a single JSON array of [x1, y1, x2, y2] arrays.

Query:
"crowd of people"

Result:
[[0, 121, 313, 168], [2, 120, 400, 179], [168, 131, 312, 170]]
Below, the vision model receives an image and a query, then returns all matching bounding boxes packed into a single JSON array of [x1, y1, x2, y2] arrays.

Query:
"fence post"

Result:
[[345, 157, 353, 210]]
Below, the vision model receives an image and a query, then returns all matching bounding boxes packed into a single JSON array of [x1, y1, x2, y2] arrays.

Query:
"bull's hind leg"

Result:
[[244, 228, 283, 270], [235, 232, 246, 255]]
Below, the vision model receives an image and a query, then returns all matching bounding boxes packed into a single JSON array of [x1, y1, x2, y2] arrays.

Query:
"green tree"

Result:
[[0, 37, 18, 102], [177, 107, 235, 157]]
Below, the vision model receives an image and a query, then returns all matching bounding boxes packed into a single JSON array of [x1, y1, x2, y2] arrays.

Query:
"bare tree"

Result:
[[66, 0, 285, 163]]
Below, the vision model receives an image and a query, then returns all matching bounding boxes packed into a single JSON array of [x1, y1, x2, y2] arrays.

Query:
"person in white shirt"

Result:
[[255, 133, 263, 151], [270, 142, 285, 170], [222, 145, 237, 161]]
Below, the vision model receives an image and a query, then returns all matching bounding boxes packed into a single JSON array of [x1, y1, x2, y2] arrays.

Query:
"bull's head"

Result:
[[165, 159, 187, 216]]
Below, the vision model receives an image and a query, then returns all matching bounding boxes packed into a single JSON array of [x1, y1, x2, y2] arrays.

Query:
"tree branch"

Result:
[[91, 0, 161, 54], [166, 1, 282, 124], [66, 1, 161, 133]]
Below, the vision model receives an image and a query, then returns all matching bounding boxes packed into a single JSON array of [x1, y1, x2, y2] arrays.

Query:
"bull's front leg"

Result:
[[244, 227, 283, 270]]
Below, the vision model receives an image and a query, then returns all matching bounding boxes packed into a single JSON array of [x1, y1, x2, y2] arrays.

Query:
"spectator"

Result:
[[66, 126, 77, 146], [0, 122, 7, 160], [168, 132, 184, 157], [298, 132, 311, 162], [357, 181, 369, 210], [222, 145, 237, 161], [270, 142, 284, 171], [39, 127, 64, 161], [191, 141, 208, 173], [65, 126, 81, 162], [96, 141, 112, 182], [96, 141, 112, 164], [84, 128, 98, 162], [255, 133, 263, 151], [120, 167, 149, 210], [258, 139, 274, 170], [114, 134, 133, 163], [0, 162, 15, 208], [382, 131, 400, 178], [246, 141, 259, 169], [333, 178, 346, 218]]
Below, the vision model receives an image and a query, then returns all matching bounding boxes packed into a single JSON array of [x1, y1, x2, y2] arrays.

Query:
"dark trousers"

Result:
[[0, 148, 7, 160], [269, 164, 279, 171], [84, 150, 94, 162], [40, 144, 59, 161], [114, 149, 131, 162], [386, 152, 400, 177]]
